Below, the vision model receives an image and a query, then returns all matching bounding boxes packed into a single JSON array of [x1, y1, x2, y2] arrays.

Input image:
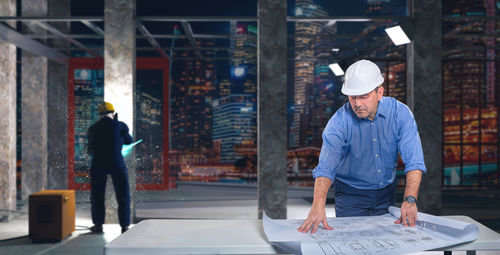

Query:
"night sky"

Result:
[[71, 0, 406, 18], [70, 0, 407, 41]]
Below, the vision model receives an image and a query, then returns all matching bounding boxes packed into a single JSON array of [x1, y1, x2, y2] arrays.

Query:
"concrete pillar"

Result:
[[0, 0, 17, 221], [257, 0, 287, 219], [104, 0, 136, 224], [408, 0, 442, 215], [21, 0, 48, 200], [47, 0, 69, 190]]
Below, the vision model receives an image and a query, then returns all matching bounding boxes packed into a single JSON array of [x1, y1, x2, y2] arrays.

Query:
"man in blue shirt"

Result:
[[297, 59, 426, 234]]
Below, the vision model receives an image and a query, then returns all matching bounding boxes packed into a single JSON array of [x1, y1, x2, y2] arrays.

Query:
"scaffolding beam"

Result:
[[136, 21, 168, 58], [0, 23, 68, 63], [28, 20, 101, 57], [81, 20, 105, 36], [180, 21, 202, 59]]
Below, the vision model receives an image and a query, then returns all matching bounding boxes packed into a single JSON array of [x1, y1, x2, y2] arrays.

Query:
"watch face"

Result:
[[405, 196, 417, 203]]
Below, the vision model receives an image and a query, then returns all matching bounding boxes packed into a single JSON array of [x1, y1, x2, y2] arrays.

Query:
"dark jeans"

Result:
[[90, 168, 131, 227], [334, 179, 397, 217]]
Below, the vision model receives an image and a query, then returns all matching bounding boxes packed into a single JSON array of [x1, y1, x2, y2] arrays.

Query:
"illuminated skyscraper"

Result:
[[442, 0, 491, 104], [385, 61, 406, 102], [230, 23, 257, 97], [363, 1, 407, 102], [442, 0, 498, 186], [290, 0, 335, 148], [170, 40, 217, 153], [206, 22, 259, 165], [442, 0, 493, 105], [212, 95, 257, 163], [306, 23, 341, 147], [218, 79, 231, 98], [365, 0, 393, 16]]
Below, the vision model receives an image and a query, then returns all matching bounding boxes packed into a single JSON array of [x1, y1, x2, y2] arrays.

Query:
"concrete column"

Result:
[[0, 0, 17, 221], [21, 0, 48, 200], [257, 0, 287, 219], [47, 0, 69, 190], [104, 0, 136, 224], [408, 0, 442, 215]]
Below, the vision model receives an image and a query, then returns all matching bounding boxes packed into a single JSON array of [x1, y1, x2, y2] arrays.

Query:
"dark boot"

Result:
[[121, 226, 129, 233], [90, 224, 103, 233]]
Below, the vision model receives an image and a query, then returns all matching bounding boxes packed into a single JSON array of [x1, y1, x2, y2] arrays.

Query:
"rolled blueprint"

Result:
[[263, 206, 479, 255]]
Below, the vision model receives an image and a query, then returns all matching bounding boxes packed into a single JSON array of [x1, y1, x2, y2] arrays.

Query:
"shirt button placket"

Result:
[[371, 121, 382, 188]]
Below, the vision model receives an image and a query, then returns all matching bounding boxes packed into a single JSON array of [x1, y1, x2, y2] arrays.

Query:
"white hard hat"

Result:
[[341, 59, 384, 96]]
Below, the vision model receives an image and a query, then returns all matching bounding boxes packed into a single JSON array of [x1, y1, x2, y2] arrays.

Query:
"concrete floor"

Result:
[[1, 183, 500, 255]]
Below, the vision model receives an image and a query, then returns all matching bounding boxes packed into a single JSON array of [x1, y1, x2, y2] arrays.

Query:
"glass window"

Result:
[[444, 145, 461, 186], [442, 0, 499, 187]]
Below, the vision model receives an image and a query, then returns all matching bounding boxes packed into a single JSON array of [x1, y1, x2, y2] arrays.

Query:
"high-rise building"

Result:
[[442, 0, 489, 104], [230, 23, 257, 97], [363, 1, 407, 102], [218, 79, 231, 98], [484, 0, 496, 103], [385, 61, 406, 102], [291, 0, 322, 148], [365, 0, 399, 16], [372, 60, 406, 103], [290, 0, 337, 148], [170, 40, 217, 153], [205, 22, 259, 166], [212, 95, 257, 163], [306, 23, 342, 147], [442, 0, 498, 186]]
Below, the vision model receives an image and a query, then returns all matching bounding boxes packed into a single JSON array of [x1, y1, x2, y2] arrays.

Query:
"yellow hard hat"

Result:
[[97, 101, 115, 114]]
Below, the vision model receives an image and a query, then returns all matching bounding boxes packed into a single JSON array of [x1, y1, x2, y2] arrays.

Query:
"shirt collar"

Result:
[[348, 96, 388, 121], [375, 97, 388, 119]]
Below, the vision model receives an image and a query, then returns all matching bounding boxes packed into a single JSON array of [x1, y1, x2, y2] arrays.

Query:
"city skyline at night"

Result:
[[442, 0, 499, 186], [165, 0, 413, 186], [62, 0, 500, 188]]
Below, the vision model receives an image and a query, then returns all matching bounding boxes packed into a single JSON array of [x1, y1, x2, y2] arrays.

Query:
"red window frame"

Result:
[[67, 57, 170, 190]]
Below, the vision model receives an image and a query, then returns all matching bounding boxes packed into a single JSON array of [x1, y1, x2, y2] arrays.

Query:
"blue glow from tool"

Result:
[[121, 139, 143, 157]]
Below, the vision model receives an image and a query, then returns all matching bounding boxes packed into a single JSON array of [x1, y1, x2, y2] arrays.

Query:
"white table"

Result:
[[440, 216, 500, 254], [105, 216, 500, 255], [105, 219, 277, 254]]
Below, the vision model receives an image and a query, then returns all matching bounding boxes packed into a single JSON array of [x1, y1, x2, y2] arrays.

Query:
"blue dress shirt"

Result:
[[312, 97, 427, 190]]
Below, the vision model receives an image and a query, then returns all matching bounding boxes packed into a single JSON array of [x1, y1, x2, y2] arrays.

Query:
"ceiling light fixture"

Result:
[[329, 63, 344, 76]]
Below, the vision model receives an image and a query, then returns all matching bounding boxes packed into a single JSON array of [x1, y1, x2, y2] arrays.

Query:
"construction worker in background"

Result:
[[297, 59, 427, 234], [87, 102, 133, 234]]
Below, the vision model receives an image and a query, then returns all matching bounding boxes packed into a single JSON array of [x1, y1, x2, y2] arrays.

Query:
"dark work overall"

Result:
[[87, 116, 133, 227]]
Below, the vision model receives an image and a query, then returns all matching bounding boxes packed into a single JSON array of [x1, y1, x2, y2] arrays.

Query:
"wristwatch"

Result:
[[404, 195, 417, 204]]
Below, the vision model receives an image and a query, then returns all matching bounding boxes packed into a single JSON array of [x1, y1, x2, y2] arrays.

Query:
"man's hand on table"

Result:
[[394, 201, 418, 227], [297, 206, 333, 234]]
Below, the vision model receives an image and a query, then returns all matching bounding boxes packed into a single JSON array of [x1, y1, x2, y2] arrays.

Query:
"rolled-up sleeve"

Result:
[[397, 104, 427, 174], [312, 112, 347, 182]]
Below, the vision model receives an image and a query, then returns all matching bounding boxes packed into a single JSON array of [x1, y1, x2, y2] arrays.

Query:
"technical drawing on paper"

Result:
[[263, 206, 479, 255]]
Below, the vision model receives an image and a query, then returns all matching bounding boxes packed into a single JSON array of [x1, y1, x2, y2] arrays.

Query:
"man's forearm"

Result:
[[312, 177, 332, 208], [404, 170, 423, 199]]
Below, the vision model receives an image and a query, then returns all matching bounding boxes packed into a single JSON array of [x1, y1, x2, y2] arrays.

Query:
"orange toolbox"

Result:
[[29, 190, 75, 241]]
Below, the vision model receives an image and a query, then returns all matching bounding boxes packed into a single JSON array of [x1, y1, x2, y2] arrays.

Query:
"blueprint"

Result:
[[263, 206, 479, 255]]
